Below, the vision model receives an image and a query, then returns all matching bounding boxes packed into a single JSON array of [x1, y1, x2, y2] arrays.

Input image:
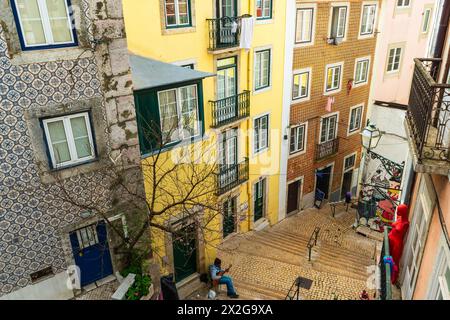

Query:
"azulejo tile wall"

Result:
[[0, 19, 112, 296]]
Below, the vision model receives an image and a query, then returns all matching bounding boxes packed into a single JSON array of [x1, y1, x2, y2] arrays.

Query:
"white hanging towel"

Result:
[[239, 17, 255, 50]]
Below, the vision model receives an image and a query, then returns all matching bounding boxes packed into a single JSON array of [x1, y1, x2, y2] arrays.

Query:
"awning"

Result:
[[129, 54, 215, 91]]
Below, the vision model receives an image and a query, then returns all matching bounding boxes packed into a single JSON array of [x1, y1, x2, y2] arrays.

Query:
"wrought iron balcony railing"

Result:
[[210, 91, 250, 128], [217, 158, 249, 195], [406, 58, 450, 164], [379, 228, 393, 300], [207, 16, 242, 51], [316, 138, 339, 161]]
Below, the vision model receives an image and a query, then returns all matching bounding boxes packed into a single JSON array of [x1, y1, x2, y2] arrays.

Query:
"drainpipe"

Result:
[[432, 0, 450, 75], [246, 0, 252, 232]]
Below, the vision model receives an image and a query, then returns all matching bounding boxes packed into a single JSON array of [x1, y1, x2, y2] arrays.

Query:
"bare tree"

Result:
[[50, 116, 232, 282]]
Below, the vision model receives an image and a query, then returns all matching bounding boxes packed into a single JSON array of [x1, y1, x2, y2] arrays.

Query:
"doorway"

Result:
[[254, 178, 266, 222], [69, 221, 114, 287], [217, 57, 238, 122], [315, 165, 332, 199], [287, 179, 302, 215], [173, 223, 198, 283]]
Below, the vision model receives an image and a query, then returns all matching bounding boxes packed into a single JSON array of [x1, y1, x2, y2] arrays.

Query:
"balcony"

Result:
[[217, 158, 249, 195], [315, 138, 339, 161], [210, 91, 250, 128], [405, 58, 450, 176], [207, 16, 242, 52]]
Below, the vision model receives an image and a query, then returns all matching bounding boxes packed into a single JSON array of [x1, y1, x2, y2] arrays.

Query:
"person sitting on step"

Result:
[[210, 258, 239, 299]]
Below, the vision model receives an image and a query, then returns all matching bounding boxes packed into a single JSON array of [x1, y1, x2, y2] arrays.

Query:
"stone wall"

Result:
[[0, 0, 143, 297]]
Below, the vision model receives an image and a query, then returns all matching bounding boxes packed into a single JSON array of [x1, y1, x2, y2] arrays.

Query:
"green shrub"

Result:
[[121, 252, 152, 300]]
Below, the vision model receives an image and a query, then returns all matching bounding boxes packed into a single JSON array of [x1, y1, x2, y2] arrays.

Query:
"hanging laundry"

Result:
[[231, 21, 238, 34], [325, 96, 335, 112], [240, 16, 255, 50]]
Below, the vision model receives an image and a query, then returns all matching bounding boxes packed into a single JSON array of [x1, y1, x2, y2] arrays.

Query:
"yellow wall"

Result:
[[123, 0, 287, 274]]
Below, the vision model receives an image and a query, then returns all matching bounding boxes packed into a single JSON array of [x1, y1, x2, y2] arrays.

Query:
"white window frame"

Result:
[[289, 122, 308, 155], [421, 8, 432, 34], [386, 46, 403, 74], [328, 2, 350, 41], [397, 0, 411, 8], [324, 62, 344, 94], [253, 113, 270, 155], [254, 47, 272, 93], [255, 0, 272, 20], [295, 4, 317, 47], [354, 56, 371, 87], [42, 112, 95, 169], [347, 104, 364, 135], [359, 2, 378, 39], [343, 152, 357, 172], [164, 0, 191, 28], [319, 112, 339, 144], [157, 84, 200, 144], [292, 67, 312, 102], [12, 0, 76, 49]]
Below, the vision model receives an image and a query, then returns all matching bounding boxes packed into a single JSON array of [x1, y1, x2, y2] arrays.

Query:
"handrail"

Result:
[[306, 227, 320, 261]]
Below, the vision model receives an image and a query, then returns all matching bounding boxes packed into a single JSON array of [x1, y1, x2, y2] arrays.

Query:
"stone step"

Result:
[[258, 230, 373, 267], [269, 229, 374, 262], [251, 231, 371, 278], [234, 277, 287, 300]]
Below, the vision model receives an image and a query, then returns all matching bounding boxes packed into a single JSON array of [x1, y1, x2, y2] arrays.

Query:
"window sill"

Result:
[[162, 26, 196, 36], [253, 86, 272, 95], [255, 18, 274, 25], [294, 42, 314, 48], [347, 129, 362, 137], [291, 96, 310, 104], [253, 147, 269, 157], [358, 33, 375, 40], [10, 47, 92, 65], [50, 157, 98, 172], [353, 81, 368, 89], [323, 88, 341, 96], [288, 149, 306, 159], [140, 133, 205, 159]]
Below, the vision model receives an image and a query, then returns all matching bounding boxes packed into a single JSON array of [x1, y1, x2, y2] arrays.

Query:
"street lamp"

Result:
[[360, 123, 382, 152]]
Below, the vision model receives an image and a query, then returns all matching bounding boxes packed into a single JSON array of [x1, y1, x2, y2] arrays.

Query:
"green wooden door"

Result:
[[254, 179, 266, 222], [173, 224, 197, 283], [223, 197, 237, 237]]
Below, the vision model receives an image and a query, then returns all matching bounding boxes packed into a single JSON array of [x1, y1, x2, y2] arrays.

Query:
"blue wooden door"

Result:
[[70, 221, 113, 287]]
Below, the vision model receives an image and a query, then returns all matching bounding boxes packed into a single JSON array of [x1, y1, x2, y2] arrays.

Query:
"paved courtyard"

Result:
[[189, 203, 381, 300]]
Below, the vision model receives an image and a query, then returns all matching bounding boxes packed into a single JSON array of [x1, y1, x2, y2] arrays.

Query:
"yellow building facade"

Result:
[[123, 0, 289, 290]]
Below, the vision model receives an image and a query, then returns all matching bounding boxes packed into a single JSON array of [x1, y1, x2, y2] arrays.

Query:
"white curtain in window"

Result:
[[70, 116, 92, 158], [46, 0, 72, 43], [16, 0, 46, 45], [47, 120, 71, 163]]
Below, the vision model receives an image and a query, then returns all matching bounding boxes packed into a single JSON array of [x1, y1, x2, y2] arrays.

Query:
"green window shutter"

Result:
[[134, 90, 161, 155]]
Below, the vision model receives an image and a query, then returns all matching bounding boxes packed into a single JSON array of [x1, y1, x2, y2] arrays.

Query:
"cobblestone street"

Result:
[[190, 204, 380, 300]]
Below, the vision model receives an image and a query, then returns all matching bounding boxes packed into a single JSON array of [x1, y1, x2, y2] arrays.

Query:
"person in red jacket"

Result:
[[388, 204, 410, 284]]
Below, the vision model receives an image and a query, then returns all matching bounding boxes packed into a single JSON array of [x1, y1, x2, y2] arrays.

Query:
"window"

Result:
[[422, 8, 432, 34], [256, 0, 272, 20], [387, 47, 402, 73], [320, 114, 338, 143], [397, 0, 410, 8], [292, 69, 310, 101], [254, 115, 269, 153], [330, 6, 347, 39], [360, 4, 377, 36], [164, 0, 191, 28], [157, 84, 199, 143], [75, 224, 99, 249], [254, 49, 271, 91], [349, 105, 363, 133], [181, 63, 195, 69], [42, 112, 95, 168], [290, 124, 307, 154], [295, 8, 314, 44], [354, 58, 370, 85], [344, 154, 356, 170], [12, 0, 76, 49], [325, 63, 343, 92]]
